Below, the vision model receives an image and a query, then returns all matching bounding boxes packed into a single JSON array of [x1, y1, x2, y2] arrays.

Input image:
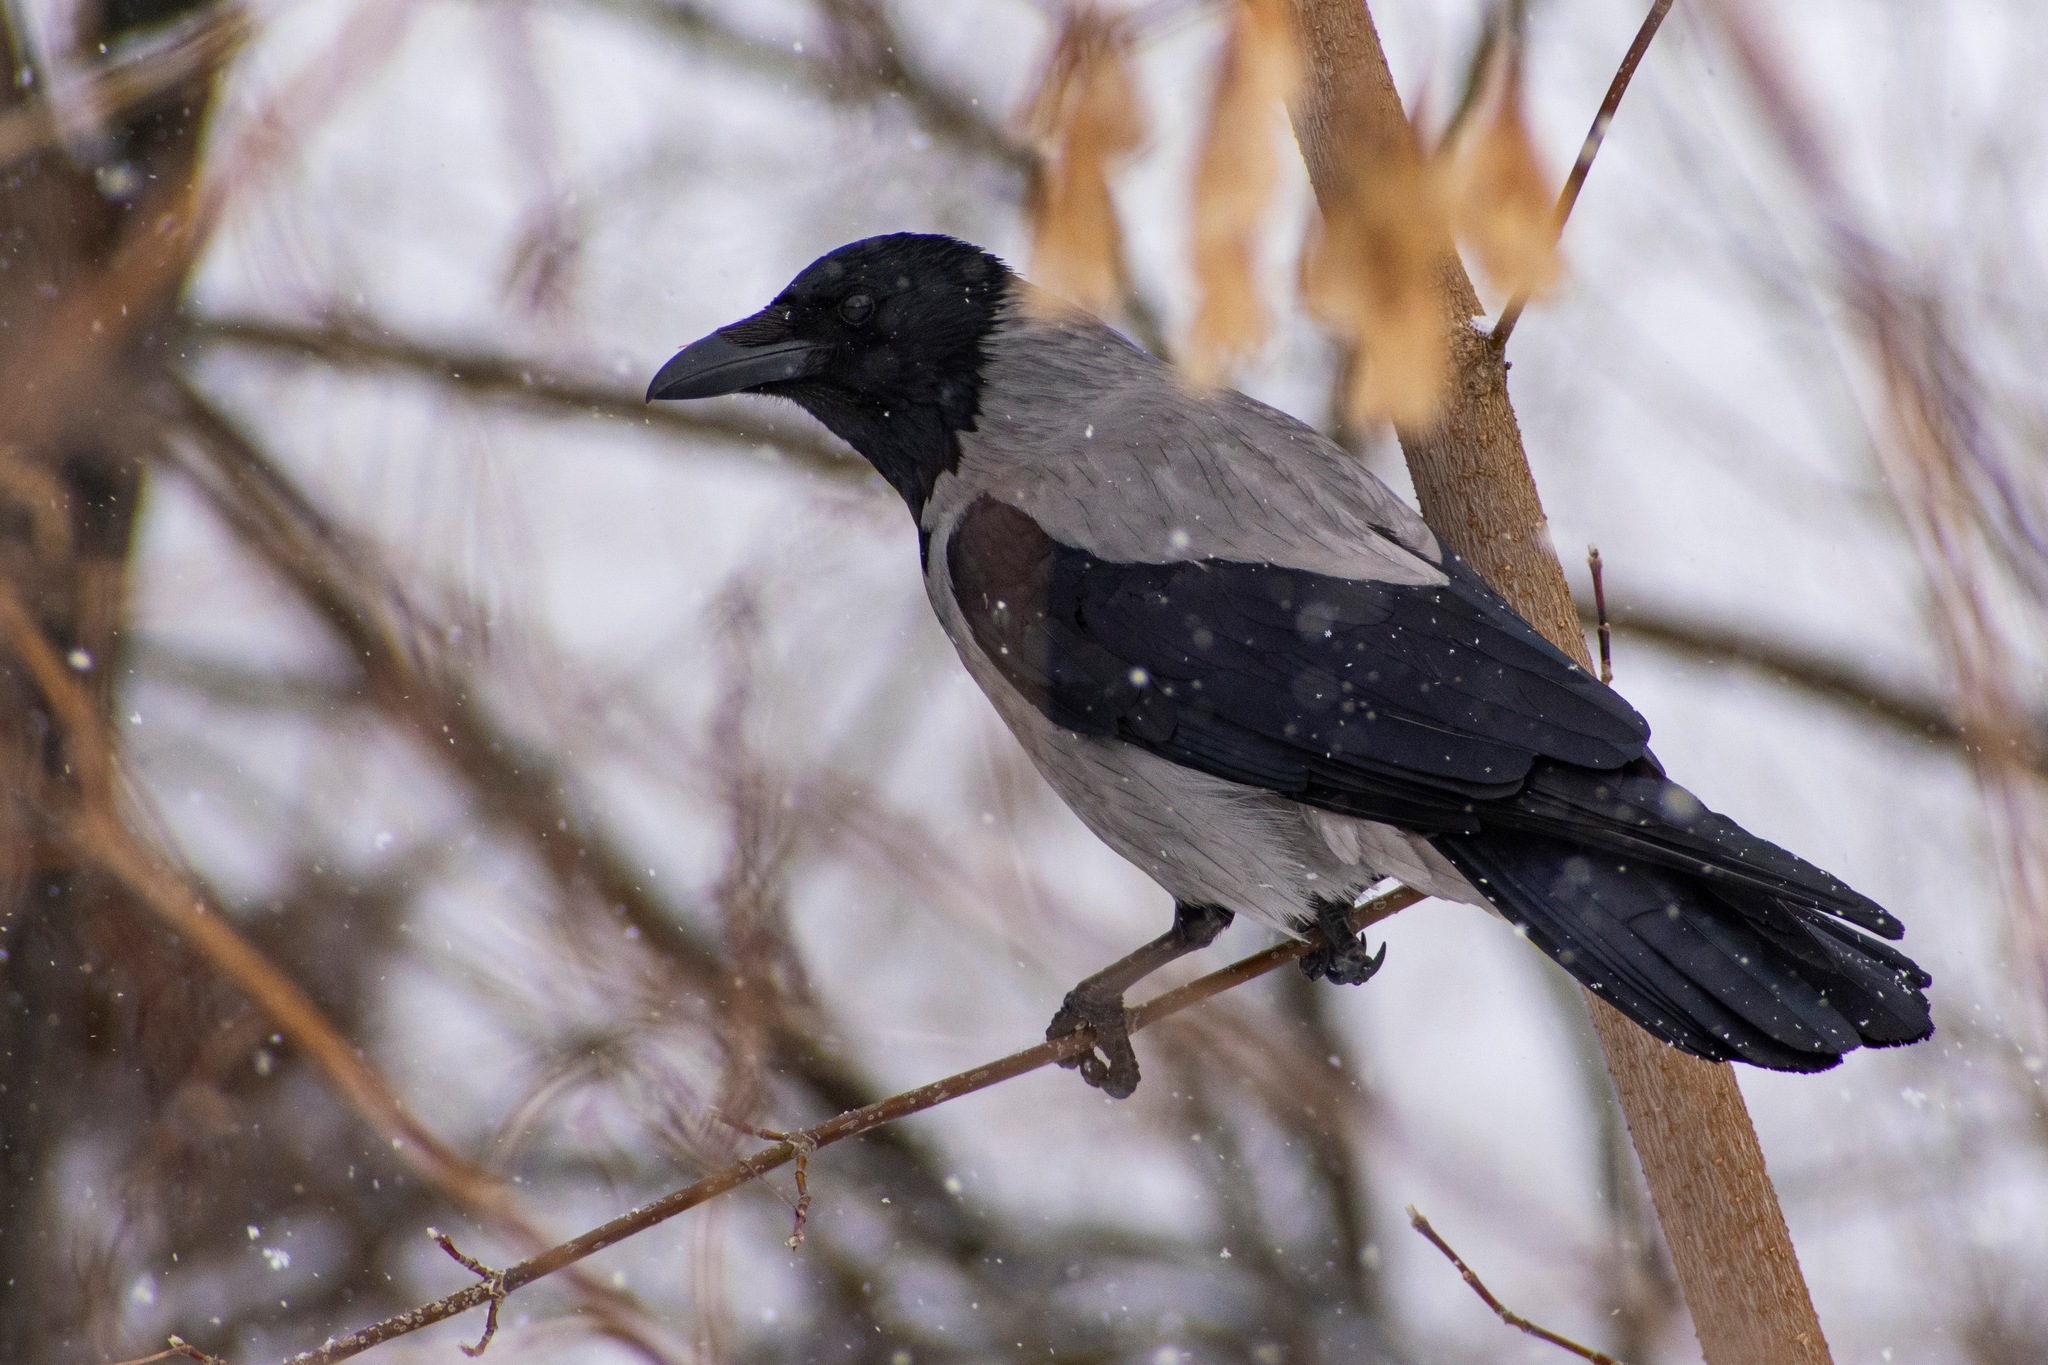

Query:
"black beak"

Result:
[[646, 329, 826, 402]]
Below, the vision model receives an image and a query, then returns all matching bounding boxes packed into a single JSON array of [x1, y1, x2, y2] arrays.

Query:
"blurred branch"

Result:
[[569, 0, 1027, 173], [1490, 0, 1674, 350], [0, 572, 689, 1365], [185, 314, 862, 476], [1705, 1, 2048, 1022], [132, 637, 363, 713], [1588, 600, 2048, 761], [814, 0, 1027, 170], [228, 886, 1425, 1365], [1407, 1208, 1628, 1365], [0, 2, 249, 169], [150, 373, 1093, 1312]]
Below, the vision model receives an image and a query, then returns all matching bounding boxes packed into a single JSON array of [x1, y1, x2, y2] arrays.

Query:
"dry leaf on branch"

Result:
[[1300, 113, 1451, 428], [1021, 7, 1145, 317], [1438, 21, 1562, 303], [1185, 0, 1299, 385]]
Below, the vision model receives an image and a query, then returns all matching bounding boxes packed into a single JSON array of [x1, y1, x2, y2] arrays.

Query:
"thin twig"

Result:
[[1587, 545, 1613, 684], [1490, 0, 1675, 350], [224, 885, 1425, 1365], [710, 1114, 818, 1248], [568, 0, 1027, 173], [784, 1131, 816, 1248], [430, 1229, 511, 1356], [106, 1341, 227, 1365], [1407, 1207, 1630, 1365]]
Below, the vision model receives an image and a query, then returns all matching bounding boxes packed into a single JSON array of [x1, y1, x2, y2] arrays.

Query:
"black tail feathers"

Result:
[[1434, 765, 1933, 1072]]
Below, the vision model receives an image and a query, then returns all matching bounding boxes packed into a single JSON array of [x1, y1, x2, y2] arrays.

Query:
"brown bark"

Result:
[[0, 9, 217, 1354], [1284, 3, 1831, 1362]]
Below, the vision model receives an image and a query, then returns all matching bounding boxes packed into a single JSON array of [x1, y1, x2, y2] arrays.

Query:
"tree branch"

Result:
[[1284, 4, 1832, 1361], [148, 372, 1161, 1337], [0, 573, 689, 1365], [1588, 600, 2042, 762], [184, 314, 861, 477], [137, 885, 1421, 1365], [1408, 1207, 1628, 1365], [564, 0, 1027, 174], [0, 3, 250, 171]]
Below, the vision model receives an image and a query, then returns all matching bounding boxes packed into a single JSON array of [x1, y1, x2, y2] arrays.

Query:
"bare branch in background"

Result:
[[0, 569, 688, 1364], [205, 886, 1425, 1365], [1590, 600, 2048, 766], [0, 3, 249, 169], [184, 315, 862, 475], [1408, 1207, 1630, 1365], [574, 0, 1028, 172], [1708, 0, 2048, 1027]]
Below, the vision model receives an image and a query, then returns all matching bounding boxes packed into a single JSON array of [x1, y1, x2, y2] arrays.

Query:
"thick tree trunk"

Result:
[[0, 4, 221, 1356], [1284, 4, 1833, 1362]]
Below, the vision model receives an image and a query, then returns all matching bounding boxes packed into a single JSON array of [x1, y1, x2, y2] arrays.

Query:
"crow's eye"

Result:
[[838, 291, 876, 326]]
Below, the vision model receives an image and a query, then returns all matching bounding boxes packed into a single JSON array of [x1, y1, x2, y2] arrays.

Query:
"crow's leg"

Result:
[[1300, 895, 1387, 985], [1048, 901, 1235, 1099]]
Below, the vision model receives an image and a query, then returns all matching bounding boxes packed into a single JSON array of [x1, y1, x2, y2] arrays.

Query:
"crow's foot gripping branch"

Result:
[[1048, 985, 1142, 1098], [1300, 896, 1387, 986], [1048, 900, 1235, 1099]]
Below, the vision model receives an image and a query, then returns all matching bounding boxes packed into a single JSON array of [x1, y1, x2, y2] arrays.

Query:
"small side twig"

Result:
[[1408, 1207, 1630, 1365], [429, 1229, 510, 1357], [107, 1338, 229, 1365], [1587, 545, 1613, 684], [1490, 0, 1675, 351], [712, 1115, 817, 1248]]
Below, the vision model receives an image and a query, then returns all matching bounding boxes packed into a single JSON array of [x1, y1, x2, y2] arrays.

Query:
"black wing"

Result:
[[945, 498, 1930, 1069], [946, 497, 1902, 937], [946, 496, 1649, 830]]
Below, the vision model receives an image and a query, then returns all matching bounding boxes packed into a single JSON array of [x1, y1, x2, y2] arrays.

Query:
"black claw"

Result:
[[1301, 898, 1388, 986], [1047, 989, 1141, 1099], [1302, 935, 1386, 985]]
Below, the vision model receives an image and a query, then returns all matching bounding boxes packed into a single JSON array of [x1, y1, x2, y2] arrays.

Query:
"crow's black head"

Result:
[[649, 233, 1013, 513]]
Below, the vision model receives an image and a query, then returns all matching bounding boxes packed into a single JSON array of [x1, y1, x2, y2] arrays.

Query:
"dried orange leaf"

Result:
[[1186, 0, 1299, 385], [1440, 44, 1561, 301], [1301, 120, 1452, 428], [1022, 10, 1145, 317]]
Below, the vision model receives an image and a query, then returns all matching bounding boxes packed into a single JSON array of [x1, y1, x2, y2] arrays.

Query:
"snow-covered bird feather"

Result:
[[648, 233, 1932, 1097]]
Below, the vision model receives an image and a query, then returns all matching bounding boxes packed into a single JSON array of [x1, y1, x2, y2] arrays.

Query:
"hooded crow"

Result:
[[649, 232, 1933, 1098]]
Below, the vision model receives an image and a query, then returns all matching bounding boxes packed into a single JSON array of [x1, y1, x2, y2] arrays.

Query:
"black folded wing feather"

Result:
[[947, 496, 1932, 1069], [947, 497, 1649, 825]]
